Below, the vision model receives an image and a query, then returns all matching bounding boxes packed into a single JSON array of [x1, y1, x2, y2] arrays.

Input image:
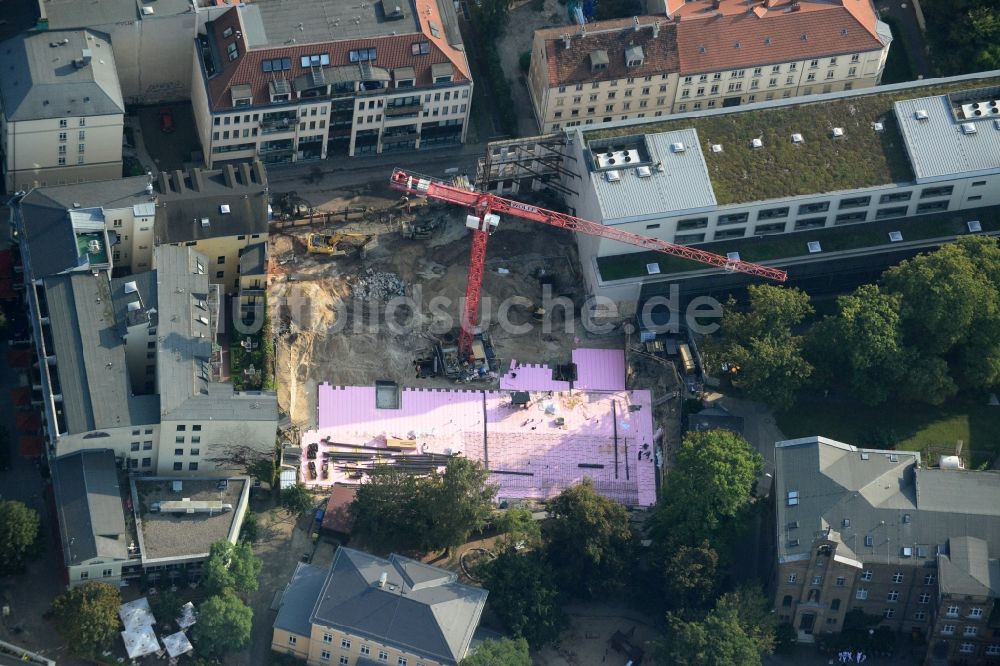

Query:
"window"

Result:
[[856, 588, 868, 600], [831, 599, 841, 610], [798, 201, 830, 214], [216, 271, 225, 278], [142, 457, 151, 467], [348, 48, 377, 62], [340, 657, 349, 665], [782, 595, 793, 607], [959, 643, 974, 654], [189, 462, 198, 471], [836, 212, 867, 224], [398, 659, 408, 666], [103, 568, 113, 577], [964, 626, 978, 637], [862, 570, 872, 581], [947, 606, 960, 617], [718, 212, 749, 225], [59, 119, 68, 128], [79, 571, 89, 580], [811, 575, 822, 586], [918, 593, 930, 604], [754, 222, 785, 235], [173, 462, 183, 471], [710, 85, 719, 94], [787, 573, 798, 583], [340, 639, 350, 649], [880, 192, 912, 204], [174, 448, 184, 456], [674, 233, 705, 245], [921, 185, 953, 198], [883, 608, 895, 619], [320, 650, 331, 661], [887, 590, 899, 602], [143, 441, 153, 450], [839, 196, 871, 209], [131, 442, 140, 452], [677, 218, 708, 231], [876, 206, 908, 219], [191, 448, 200, 456], [924, 574, 936, 585], [193, 425, 202, 432], [970, 607, 984, 618], [835, 577, 846, 587], [809, 59, 819, 68], [986, 645, 1000, 656], [795, 218, 826, 230], [914, 610, 926, 620], [360, 645, 371, 656], [942, 624, 956, 635], [916, 201, 948, 214], [379, 652, 389, 662], [892, 572, 904, 583], [848, 67, 857, 77]]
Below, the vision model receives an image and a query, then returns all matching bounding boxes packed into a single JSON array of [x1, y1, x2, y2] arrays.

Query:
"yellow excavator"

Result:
[[306, 232, 375, 258]]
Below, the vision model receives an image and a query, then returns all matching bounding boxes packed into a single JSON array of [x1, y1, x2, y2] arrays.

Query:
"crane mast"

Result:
[[389, 169, 787, 359]]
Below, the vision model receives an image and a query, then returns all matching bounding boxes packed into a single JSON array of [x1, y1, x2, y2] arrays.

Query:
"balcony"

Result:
[[260, 111, 298, 135], [385, 103, 421, 119]]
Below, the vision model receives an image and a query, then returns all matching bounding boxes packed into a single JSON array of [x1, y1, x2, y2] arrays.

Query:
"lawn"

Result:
[[585, 76, 1000, 205], [775, 396, 1000, 469], [596, 207, 1000, 281]]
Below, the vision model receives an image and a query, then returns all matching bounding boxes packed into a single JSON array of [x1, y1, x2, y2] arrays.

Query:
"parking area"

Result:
[[134, 103, 203, 172]]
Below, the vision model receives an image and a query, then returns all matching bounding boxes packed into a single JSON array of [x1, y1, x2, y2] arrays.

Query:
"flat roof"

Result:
[[134, 477, 247, 562], [585, 72, 1000, 208], [896, 90, 1000, 181], [589, 129, 716, 221], [250, 0, 421, 46], [44, 0, 193, 29]]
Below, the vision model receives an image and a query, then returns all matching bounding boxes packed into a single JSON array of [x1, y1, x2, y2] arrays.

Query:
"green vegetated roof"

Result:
[[586, 78, 1000, 205], [597, 211, 1000, 281]]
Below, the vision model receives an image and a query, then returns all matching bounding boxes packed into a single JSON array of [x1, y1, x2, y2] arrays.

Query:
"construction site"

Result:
[[264, 162, 762, 506]]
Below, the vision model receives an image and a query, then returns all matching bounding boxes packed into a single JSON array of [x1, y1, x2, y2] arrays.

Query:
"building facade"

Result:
[[773, 437, 1000, 663], [191, 0, 472, 165], [551, 71, 1000, 314], [0, 30, 123, 192], [528, 0, 891, 133], [272, 548, 488, 666]]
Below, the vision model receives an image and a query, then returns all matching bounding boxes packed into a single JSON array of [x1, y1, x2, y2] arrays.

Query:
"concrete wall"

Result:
[[172, 233, 265, 295], [55, 425, 161, 472], [67, 558, 127, 589], [157, 417, 276, 476], [272, 629, 311, 661], [305, 625, 450, 666], [103, 203, 156, 272], [4, 114, 123, 191]]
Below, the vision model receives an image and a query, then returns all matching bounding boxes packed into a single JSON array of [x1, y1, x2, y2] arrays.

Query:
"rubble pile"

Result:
[[351, 268, 406, 300]]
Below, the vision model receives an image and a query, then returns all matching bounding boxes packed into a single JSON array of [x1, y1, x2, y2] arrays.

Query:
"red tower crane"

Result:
[[389, 168, 787, 359]]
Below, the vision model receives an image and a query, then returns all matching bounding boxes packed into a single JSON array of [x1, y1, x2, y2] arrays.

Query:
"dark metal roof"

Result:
[[51, 449, 128, 566]]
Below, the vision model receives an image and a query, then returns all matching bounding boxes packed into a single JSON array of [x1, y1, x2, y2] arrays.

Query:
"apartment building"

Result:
[[527, 0, 891, 133], [238, 242, 268, 320], [0, 30, 123, 192], [773, 437, 1000, 663], [272, 547, 488, 666], [191, 0, 472, 166], [551, 71, 1000, 313]]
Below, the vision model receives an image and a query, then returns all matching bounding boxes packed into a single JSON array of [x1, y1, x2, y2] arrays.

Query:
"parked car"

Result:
[[159, 108, 175, 133]]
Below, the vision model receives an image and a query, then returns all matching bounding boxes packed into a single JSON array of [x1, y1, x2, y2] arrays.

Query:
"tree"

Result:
[[493, 507, 542, 550], [0, 500, 40, 574], [470, 0, 514, 36], [194, 590, 253, 658], [203, 540, 263, 597], [350, 465, 431, 553], [478, 549, 567, 648], [247, 456, 276, 486], [425, 458, 497, 554], [660, 541, 719, 614], [657, 588, 774, 666], [281, 482, 314, 516], [149, 588, 184, 627], [51, 582, 122, 657], [545, 479, 634, 598], [461, 637, 531, 666], [716, 285, 814, 409], [651, 430, 762, 552], [806, 285, 909, 405], [240, 510, 259, 544]]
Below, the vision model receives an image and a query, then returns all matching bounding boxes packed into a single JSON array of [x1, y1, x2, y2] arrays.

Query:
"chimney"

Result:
[[251, 160, 267, 186], [190, 167, 205, 192], [223, 164, 237, 188], [633, 15, 640, 31], [711, 0, 721, 8], [173, 169, 186, 194], [652, 20, 660, 38], [561, 33, 571, 49], [81, 48, 92, 65], [238, 162, 252, 186], [378, 571, 388, 588], [157, 171, 170, 194]]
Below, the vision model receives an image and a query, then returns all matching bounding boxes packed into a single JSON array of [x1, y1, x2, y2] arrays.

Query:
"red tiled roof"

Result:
[[19, 436, 43, 458], [321, 485, 357, 535], [536, 0, 883, 85], [539, 17, 678, 88], [205, 6, 471, 112], [7, 349, 34, 369], [9, 386, 32, 407], [675, 1, 884, 75]]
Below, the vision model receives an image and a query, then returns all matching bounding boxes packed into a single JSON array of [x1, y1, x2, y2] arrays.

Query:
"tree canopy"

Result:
[[281, 482, 314, 516], [477, 548, 567, 648], [350, 459, 497, 554], [194, 590, 253, 658], [716, 285, 814, 409], [51, 582, 122, 658], [923, 0, 1000, 74], [545, 479, 634, 598], [493, 507, 542, 550], [461, 637, 532, 666], [659, 541, 720, 614], [0, 500, 40, 574], [203, 540, 263, 597], [651, 430, 762, 551]]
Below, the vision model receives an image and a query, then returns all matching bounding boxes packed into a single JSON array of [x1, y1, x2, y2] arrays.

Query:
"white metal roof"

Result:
[[895, 94, 1000, 181]]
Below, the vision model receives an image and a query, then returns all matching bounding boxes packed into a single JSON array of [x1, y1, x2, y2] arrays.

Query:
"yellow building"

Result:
[[272, 548, 488, 666], [527, 0, 891, 133]]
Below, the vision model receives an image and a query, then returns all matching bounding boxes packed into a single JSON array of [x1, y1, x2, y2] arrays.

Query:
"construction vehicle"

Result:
[[306, 232, 375, 258], [400, 215, 444, 240], [389, 169, 787, 361]]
